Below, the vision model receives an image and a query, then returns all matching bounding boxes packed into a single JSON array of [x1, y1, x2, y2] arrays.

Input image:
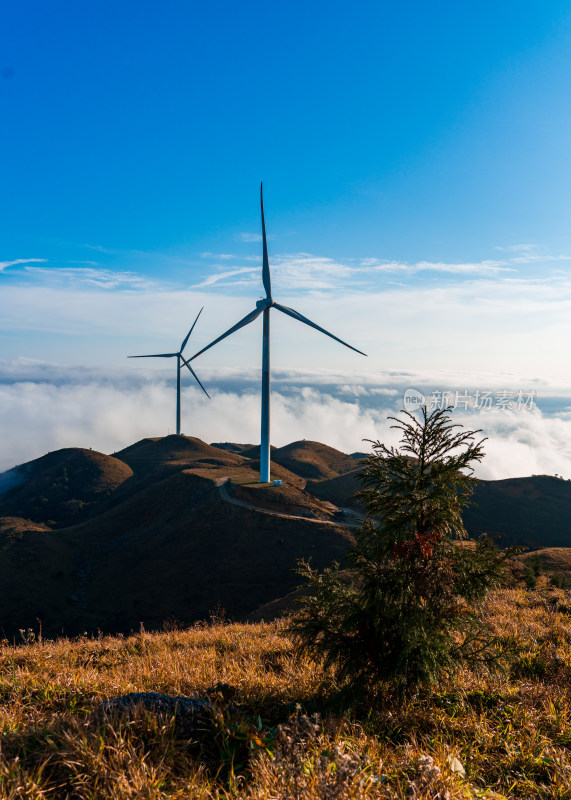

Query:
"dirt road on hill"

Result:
[[216, 478, 364, 528]]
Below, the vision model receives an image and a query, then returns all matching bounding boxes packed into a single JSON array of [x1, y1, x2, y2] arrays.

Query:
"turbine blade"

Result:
[[127, 353, 178, 358], [180, 356, 211, 399], [180, 307, 204, 353], [273, 302, 367, 356], [261, 183, 272, 300], [187, 306, 263, 361]]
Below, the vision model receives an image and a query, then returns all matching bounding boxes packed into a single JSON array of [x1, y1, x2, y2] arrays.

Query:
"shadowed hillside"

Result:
[[266, 440, 358, 480], [115, 435, 245, 475], [210, 441, 256, 454], [0, 516, 51, 535], [239, 443, 277, 460], [307, 467, 363, 509], [229, 480, 336, 519], [464, 475, 571, 548], [0, 454, 353, 637], [309, 470, 571, 549], [0, 449, 133, 528], [2, 436, 571, 638]]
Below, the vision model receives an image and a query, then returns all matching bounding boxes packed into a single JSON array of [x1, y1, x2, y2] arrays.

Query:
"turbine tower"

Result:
[[128, 308, 210, 435], [189, 186, 366, 482]]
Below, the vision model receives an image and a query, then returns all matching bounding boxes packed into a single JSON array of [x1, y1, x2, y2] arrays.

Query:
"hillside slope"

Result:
[[115, 435, 245, 475], [0, 468, 353, 637], [464, 475, 571, 548], [0, 448, 133, 528], [310, 470, 571, 549], [3, 436, 571, 637], [307, 468, 363, 509], [267, 440, 358, 480]]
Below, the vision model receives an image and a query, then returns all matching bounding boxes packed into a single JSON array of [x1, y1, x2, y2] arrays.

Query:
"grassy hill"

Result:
[[3, 436, 571, 639], [0, 448, 133, 527], [211, 441, 257, 454], [266, 440, 358, 480], [0, 588, 570, 798], [0, 462, 353, 638], [520, 546, 571, 572], [311, 470, 571, 548], [229, 480, 337, 519], [307, 467, 363, 509], [115, 434, 246, 475], [464, 475, 571, 548]]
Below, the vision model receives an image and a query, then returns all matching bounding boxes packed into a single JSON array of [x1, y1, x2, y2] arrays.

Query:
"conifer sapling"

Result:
[[289, 406, 509, 698]]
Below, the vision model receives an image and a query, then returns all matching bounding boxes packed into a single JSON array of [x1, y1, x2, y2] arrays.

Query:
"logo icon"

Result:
[[403, 388, 426, 410]]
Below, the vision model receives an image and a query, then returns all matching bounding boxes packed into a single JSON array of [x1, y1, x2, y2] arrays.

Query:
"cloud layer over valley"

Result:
[[2, 361, 571, 483]]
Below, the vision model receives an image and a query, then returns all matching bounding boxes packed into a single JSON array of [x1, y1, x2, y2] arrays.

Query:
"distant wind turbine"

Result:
[[188, 185, 366, 482], [128, 308, 210, 436]]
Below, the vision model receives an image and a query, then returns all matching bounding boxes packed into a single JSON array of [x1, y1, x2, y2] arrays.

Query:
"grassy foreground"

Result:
[[1, 590, 571, 798]]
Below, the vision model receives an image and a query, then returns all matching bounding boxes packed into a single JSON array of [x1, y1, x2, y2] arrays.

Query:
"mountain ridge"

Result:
[[1, 435, 570, 637]]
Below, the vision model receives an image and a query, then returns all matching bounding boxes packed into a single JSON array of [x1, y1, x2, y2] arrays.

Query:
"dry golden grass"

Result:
[[1, 590, 571, 798]]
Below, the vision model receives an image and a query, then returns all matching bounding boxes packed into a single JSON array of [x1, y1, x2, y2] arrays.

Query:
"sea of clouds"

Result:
[[2, 359, 571, 481]]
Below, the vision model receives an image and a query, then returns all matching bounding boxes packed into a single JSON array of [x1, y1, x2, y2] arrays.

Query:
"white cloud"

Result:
[[412, 260, 513, 275], [5, 242, 571, 387], [65, 260, 101, 267], [510, 254, 570, 264], [0, 376, 571, 479], [493, 243, 571, 265], [4, 271, 571, 379], [495, 244, 537, 253], [235, 232, 262, 243], [271, 253, 355, 289], [338, 384, 370, 396], [359, 258, 515, 275], [195, 252, 520, 293], [451, 408, 571, 481], [84, 244, 117, 254], [191, 266, 259, 289], [0, 258, 47, 271], [199, 252, 237, 260], [22, 266, 155, 289], [0, 378, 388, 473]]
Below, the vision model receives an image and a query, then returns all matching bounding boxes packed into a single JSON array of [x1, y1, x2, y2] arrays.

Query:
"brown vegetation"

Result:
[[2, 435, 571, 641], [464, 475, 571, 549], [0, 466, 354, 638], [307, 468, 363, 509], [0, 448, 133, 527], [229, 481, 336, 520], [269, 440, 359, 480], [115, 435, 246, 475], [0, 589, 570, 798]]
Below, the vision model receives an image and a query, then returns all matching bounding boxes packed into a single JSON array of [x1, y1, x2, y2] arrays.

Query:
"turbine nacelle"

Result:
[[256, 298, 273, 311]]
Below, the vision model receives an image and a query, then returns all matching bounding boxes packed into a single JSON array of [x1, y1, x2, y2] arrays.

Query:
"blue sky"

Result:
[[2, 1, 571, 477], [3, 1, 571, 269]]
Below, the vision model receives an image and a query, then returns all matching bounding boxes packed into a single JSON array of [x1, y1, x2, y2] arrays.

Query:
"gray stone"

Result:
[[98, 692, 213, 738]]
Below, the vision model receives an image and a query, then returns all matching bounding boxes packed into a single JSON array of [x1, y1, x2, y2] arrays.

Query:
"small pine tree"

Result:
[[289, 406, 509, 699]]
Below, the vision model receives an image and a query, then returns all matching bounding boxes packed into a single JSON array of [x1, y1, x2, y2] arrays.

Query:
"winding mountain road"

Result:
[[215, 477, 363, 529]]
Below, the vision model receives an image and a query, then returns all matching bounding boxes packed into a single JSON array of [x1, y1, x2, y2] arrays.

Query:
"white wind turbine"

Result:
[[128, 308, 210, 435], [188, 185, 366, 482]]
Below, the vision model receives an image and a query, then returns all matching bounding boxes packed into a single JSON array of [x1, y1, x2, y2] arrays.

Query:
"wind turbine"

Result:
[[128, 308, 210, 435], [188, 185, 366, 482]]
